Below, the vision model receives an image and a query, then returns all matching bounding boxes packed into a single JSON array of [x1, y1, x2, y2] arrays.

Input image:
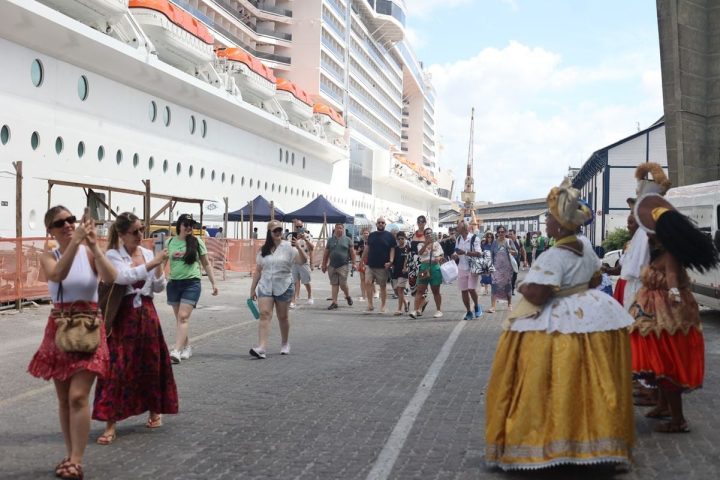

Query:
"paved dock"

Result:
[[1, 270, 719, 479]]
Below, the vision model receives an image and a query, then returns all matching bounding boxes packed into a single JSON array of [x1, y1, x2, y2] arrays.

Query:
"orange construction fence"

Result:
[[0, 237, 327, 305]]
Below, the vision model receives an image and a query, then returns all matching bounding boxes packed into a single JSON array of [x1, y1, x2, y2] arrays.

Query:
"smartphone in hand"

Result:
[[154, 233, 166, 255]]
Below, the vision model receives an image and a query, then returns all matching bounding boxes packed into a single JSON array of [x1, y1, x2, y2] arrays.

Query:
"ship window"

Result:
[[264, 182, 268, 191], [176, 162, 182, 175], [163, 106, 171, 126], [291, 153, 295, 166], [31, 131, 40, 150], [189, 115, 196, 134], [149, 101, 157, 122], [221, 172, 226, 183], [201, 119, 207, 138], [291, 187, 294, 195], [257, 179, 260, 189], [211, 170, 216, 181], [231, 174, 235, 185], [285, 151, 289, 164], [116, 149, 123, 165], [284, 186, 288, 194], [279, 148, 283, 162], [303, 156, 306, 169], [249, 179, 253, 187], [31, 59, 44, 87], [272, 183, 275, 192], [149, 156, 155, 170], [189, 165, 194, 177], [78, 75, 89, 101], [77, 141, 85, 157], [200, 167, 205, 179], [55, 136, 64, 154], [97, 145, 105, 161], [163, 159, 168, 172], [241, 176, 245, 186], [1, 125, 10, 145], [133, 153, 139, 167]]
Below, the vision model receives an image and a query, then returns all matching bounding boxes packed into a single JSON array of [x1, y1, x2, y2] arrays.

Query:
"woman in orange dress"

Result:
[[629, 193, 719, 433]]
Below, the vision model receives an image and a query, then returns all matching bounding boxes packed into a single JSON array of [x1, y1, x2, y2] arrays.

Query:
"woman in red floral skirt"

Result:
[[93, 212, 178, 445], [28, 206, 117, 479]]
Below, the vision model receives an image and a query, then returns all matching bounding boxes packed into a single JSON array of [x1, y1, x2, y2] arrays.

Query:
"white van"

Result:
[[666, 181, 720, 310]]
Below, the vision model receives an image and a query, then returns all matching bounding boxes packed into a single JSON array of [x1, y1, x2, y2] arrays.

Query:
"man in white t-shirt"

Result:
[[452, 221, 483, 320]]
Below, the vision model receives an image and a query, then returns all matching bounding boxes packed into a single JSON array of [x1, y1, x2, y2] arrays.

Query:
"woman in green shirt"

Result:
[[166, 214, 218, 364]]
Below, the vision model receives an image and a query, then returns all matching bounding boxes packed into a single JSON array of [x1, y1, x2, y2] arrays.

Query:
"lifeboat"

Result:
[[216, 48, 276, 103], [129, 0, 215, 72], [37, 0, 128, 28], [275, 78, 313, 125], [313, 102, 346, 141]]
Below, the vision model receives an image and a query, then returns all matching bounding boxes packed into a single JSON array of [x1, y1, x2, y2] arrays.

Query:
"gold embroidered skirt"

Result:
[[485, 329, 634, 470]]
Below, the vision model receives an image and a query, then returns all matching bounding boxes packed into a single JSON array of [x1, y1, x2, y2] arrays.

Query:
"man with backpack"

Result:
[[452, 221, 483, 320]]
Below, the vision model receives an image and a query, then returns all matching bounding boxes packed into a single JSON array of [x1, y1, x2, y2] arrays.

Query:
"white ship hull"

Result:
[[0, 0, 442, 238]]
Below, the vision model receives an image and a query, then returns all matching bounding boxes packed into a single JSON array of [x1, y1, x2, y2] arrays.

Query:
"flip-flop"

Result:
[[96, 432, 117, 445], [55, 457, 70, 477], [654, 421, 690, 433], [146, 415, 162, 428]]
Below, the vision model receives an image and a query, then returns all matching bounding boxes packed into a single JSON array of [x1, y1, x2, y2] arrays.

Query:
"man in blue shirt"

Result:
[[362, 217, 396, 313]]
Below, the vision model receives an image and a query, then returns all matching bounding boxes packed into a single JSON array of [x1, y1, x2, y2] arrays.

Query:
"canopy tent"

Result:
[[226, 195, 285, 222], [284, 195, 353, 224]]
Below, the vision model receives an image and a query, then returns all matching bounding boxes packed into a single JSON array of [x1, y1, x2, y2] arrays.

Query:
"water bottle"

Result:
[[246, 298, 260, 320]]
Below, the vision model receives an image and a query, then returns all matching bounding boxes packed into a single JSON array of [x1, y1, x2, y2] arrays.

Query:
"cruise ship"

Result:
[[0, 0, 453, 238]]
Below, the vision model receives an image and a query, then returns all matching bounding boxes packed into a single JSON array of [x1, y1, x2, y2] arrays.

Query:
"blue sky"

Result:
[[405, 0, 663, 202]]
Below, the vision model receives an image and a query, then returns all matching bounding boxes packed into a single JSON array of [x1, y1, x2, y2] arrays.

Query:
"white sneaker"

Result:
[[306, 298, 314, 305], [433, 311, 444, 318], [169, 349, 181, 364], [249, 347, 266, 359], [180, 345, 193, 360], [289, 302, 297, 309], [280, 343, 290, 355]]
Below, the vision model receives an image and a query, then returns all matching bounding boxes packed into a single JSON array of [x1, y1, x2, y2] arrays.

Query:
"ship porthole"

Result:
[[189, 165, 194, 177], [148, 156, 155, 170], [221, 172, 226, 183], [303, 156, 306, 169], [249, 179, 253, 187], [31, 131, 40, 150], [163, 159, 168, 172], [1, 125, 10, 145], [200, 168, 205, 179], [31, 59, 44, 87], [231, 174, 235, 185], [149, 101, 157, 122], [55, 137, 64, 154], [97, 145, 105, 161], [176, 162, 182, 175], [189, 116, 196, 134], [211, 170, 216, 181], [77, 75, 89, 101], [163, 107, 171, 127], [279, 148, 282, 162], [77, 141, 85, 158], [291, 153, 295, 166], [201, 120, 207, 138], [284, 186, 288, 194], [116, 149, 123, 165], [133, 153, 139, 167], [271, 183, 275, 192], [241, 176, 245, 186]]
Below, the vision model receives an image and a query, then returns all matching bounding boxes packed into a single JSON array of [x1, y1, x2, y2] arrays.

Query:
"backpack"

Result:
[[462, 235, 484, 275]]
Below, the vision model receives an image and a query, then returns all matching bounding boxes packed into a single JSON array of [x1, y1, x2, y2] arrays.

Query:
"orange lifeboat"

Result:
[[130, 0, 215, 72], [216, 48, 276, 103], [313, 102, 346, 141], [275, 78, 313, 124]]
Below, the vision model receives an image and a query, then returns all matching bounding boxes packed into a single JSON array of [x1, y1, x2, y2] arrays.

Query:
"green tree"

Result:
[[602, 228, 631, 252]]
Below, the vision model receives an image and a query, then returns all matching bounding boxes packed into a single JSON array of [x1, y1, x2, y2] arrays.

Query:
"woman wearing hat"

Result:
[[166, 214, 219, 364], [629, 193, 719, 433], [485, 179, 635, 470], [249, 220, 307, 358]]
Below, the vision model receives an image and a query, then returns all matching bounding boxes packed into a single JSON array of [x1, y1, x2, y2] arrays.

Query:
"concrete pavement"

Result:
[[1, 269, 719, 479]]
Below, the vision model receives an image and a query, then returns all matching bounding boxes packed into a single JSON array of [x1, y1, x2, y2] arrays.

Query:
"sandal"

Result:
[[55, 457, 70, 477], [146, 414, 162, 428], [654, 421, 690, 433], [58, 463, 83, 480], [487, 308, 496, 313], [644, 406, 671, 419], [393, 310, 403, 316], [96, 432, 116, 445]]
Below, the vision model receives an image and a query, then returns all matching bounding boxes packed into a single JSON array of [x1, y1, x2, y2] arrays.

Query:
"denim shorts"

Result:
[[257, 283, 295, 303], [167, 279, 202, 307]]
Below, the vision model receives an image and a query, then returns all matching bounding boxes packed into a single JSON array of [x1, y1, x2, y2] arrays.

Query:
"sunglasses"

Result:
[[377, 222, 386, 224], [127, 227, 145, 236], [272, 228, 283, 233], [50, 216, 77, 229]]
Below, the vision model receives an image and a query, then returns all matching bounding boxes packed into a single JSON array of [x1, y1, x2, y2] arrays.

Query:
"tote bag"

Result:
[[440, 260, 458, 284]]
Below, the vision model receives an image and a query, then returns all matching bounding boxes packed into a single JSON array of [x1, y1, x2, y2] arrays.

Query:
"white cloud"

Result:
[[409, 0, 473, 17], [429, 42, 663, 203]]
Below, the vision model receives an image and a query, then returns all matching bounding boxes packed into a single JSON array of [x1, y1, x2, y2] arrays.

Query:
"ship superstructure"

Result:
[[0, 0, 452, 237]]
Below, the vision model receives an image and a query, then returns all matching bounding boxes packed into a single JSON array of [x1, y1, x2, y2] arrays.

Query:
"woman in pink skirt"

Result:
[[28, 206, 116, 479]]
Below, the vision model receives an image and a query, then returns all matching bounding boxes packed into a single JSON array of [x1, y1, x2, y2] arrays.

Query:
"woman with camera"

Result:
[[93, 212, 178, 445], [28, 206, 116, 479], [409, 228, 444, 318]]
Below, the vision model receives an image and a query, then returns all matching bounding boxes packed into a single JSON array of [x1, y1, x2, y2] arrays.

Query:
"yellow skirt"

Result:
[[485, 329, 634, 470]]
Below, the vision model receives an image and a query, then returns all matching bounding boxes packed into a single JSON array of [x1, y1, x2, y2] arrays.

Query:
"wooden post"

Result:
[[248, 201, 254, 243], [240, 211, 244, 239], [13, 162, 22, 311], [270, 200, 275, 221], [223, 197, 229, 239]]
